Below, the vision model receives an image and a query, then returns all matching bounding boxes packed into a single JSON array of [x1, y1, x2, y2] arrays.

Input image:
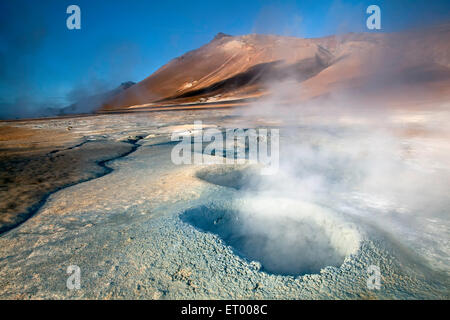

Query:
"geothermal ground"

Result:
[[0, 107, 449, 299]]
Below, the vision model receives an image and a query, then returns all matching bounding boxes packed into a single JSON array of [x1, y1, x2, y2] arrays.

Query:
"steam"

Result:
[[237, 197, 362, 275], [0, 2, 142, 119], [232, 30, 450, 274]]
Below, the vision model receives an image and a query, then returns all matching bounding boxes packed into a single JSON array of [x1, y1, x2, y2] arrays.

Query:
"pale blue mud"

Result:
[[0, 109, 448, 299]]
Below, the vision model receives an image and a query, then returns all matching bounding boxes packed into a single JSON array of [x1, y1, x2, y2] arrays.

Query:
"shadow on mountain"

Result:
[[161, 50, 334, 102]]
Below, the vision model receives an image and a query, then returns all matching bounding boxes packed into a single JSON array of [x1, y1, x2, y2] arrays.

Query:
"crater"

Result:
[[195, 165, 261, 190], [180, 199, 361, 276]]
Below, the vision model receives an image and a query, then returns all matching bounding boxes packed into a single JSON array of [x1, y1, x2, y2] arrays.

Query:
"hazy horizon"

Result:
[[1, 0, 450, 119]]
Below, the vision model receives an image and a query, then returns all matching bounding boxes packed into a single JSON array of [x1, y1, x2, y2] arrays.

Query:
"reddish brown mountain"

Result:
[[100, 24, 450, 112]]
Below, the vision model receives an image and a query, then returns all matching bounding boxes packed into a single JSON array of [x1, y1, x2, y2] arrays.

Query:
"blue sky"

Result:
[[0, 0, 449, 116]]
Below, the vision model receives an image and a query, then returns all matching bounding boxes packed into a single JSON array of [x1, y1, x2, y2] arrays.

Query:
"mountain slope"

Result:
[[100, 24, 450, 112]]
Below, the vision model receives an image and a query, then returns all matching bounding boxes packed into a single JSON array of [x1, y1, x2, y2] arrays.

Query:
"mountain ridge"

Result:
[[100, 24, 450, 112]]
